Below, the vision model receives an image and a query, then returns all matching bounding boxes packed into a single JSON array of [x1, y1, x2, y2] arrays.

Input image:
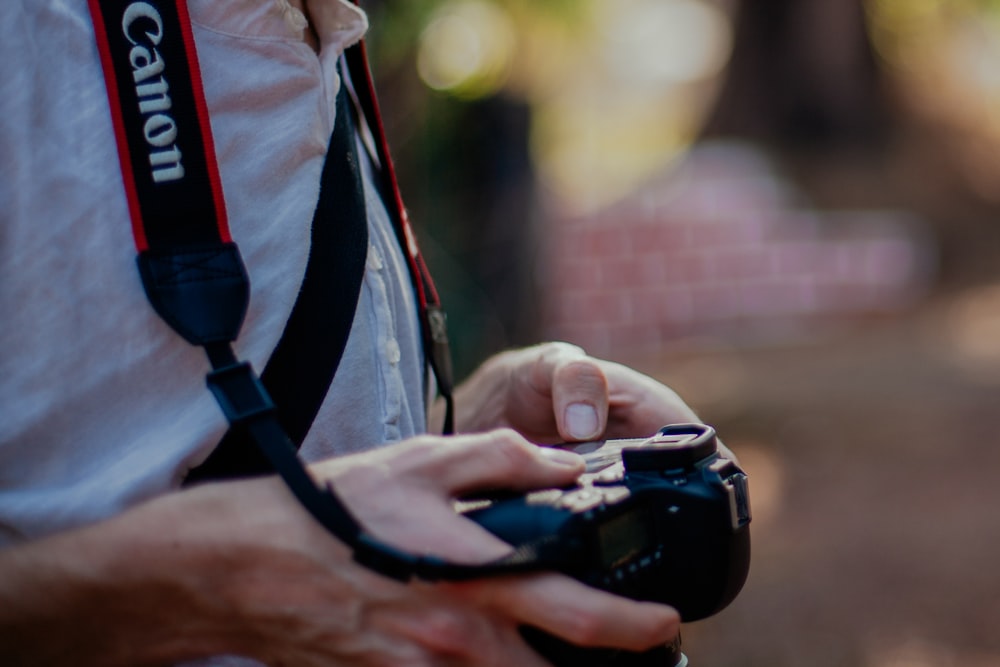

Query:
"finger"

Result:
[[419, 430, 585, 497], [470, 574, 680, 653], [528, 343, 610, 441], [375, 597, 554, 667], [319, 431, 584, 498], [313, 434, 585, 563]]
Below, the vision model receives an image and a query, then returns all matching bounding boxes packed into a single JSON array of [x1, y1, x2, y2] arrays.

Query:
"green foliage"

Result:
[[363, 0, 440, 70], [365, 0, 589, 70]]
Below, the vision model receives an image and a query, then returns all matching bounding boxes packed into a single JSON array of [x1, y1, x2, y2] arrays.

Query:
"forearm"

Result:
[[0, 482, 280, 666]]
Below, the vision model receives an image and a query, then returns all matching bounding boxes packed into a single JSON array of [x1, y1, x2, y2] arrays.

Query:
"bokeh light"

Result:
[[417, 0, 516, 99], [415, 0, 735, 213], [530, 0, 735, 213], [599, 0, 733, 86]]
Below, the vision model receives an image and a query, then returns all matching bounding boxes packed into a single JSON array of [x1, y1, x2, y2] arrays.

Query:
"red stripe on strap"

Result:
[[87, 0, 148, 251], [351, 38, 435, 311], [175, 0, 230, 243]]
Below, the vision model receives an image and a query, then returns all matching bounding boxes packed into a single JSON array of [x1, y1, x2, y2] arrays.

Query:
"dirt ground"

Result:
[[632, 292, 1000, 667]]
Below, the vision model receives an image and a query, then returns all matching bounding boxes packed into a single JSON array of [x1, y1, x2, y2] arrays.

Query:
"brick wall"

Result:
[[539, 143, 935, 357]]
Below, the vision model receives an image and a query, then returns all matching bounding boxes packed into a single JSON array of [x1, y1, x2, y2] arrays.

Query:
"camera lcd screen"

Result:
[[598, 509, 653, 569]]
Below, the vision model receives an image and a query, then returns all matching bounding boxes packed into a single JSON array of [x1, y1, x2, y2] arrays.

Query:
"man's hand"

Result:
[[0, 430, 679, 666], [445, 342, 701, 443]]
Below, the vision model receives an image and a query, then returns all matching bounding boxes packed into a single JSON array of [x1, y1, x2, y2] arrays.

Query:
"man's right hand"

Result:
[[0, 430, 680, 666]]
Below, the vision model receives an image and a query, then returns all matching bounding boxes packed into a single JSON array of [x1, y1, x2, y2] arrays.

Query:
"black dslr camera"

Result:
[[462, 423, 751, 666]]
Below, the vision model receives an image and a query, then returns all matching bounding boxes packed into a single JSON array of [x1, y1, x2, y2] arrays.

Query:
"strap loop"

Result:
[[206, 362, 276, 425], [136, 244, 249, 346]]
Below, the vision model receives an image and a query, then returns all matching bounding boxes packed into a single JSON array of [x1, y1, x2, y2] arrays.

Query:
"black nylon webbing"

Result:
[[185, 85, 369, 482]]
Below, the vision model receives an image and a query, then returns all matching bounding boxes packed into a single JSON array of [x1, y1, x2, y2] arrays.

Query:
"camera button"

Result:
[[598, 485, 631, 504], [592, 464, 625, 485], [709, 458, 736, 475], [526, 489, 564, 505], [558, 488, 604, 512]]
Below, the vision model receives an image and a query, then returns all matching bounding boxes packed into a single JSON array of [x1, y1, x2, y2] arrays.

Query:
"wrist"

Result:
[[0, 479, 295, 666]]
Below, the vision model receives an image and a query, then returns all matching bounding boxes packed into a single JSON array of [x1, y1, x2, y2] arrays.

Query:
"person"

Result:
[[0, 1, 705, 665]]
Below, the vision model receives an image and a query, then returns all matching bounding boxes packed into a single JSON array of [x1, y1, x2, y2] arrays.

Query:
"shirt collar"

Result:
[[189, 0, 368, 55]]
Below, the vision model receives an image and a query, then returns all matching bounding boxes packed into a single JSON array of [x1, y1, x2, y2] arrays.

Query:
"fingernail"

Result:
[[565, 402, 600, 440], [539, 446, 584, 468]]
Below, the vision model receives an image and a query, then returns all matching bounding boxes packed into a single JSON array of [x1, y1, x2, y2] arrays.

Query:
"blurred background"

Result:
[[363, 1, 1000, 665]]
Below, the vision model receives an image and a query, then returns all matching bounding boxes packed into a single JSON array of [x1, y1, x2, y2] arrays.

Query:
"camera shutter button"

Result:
[[558, 488, 604, 512], [592, 463, 625, 485]]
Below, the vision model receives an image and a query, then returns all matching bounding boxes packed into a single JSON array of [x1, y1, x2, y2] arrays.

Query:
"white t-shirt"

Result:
[[0, 0, 428, 546]]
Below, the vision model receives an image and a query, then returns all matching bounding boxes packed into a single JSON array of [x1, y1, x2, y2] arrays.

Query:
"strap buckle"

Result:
[[206, 362, 275, 425]]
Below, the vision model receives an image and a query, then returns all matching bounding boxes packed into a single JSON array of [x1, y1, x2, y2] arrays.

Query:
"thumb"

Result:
[[533, 343, 610, 441]]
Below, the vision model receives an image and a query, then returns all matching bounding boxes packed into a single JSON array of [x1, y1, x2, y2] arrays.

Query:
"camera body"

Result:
[[461, 423, 751, 665]]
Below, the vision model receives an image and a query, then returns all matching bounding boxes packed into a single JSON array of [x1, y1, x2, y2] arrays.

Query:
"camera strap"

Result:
[[343, 38, 455, 436], [87, 0, 552, 582]]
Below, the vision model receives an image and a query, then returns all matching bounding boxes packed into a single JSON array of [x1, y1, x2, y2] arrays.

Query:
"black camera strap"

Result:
[[88, 0, 367, 541], [86, 0, 547, 581], [181, 68, 370, 482]]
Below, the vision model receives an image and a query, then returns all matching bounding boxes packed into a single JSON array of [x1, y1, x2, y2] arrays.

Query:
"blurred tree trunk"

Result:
[[702, 0, 889, 152], [699, 0, 1000, 287]]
